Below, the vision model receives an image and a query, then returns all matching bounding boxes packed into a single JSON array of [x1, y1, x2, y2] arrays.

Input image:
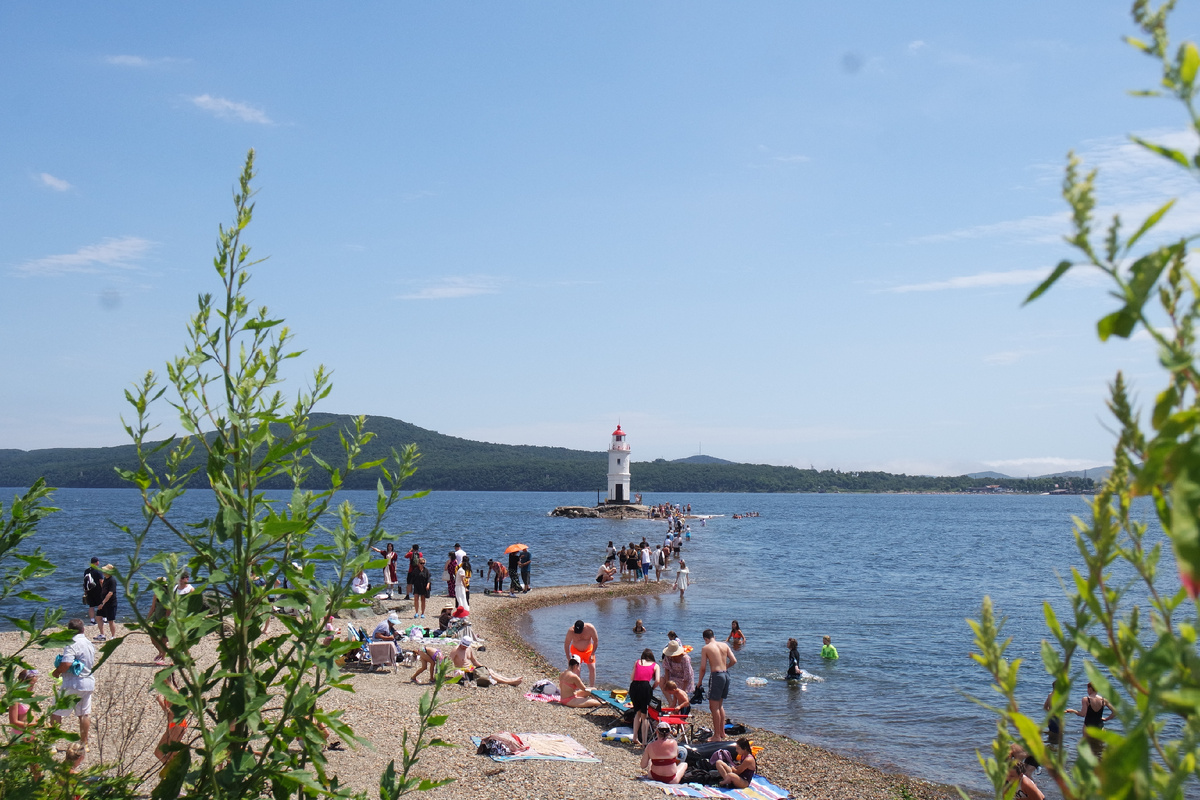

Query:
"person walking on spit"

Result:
[[558, 657, 602, 707], [673, 561, 690, 598], [518, 547, 531, 593], [821, 635, 839, 659], [95, 566, 118, 642], [83, 557, 105, 628], [444, 552, 458, 599], [639, 544, 653, 584], [697, 628, 737, 741], [629, 648, 661, 746], [507, 549, 522, 593], [52, 619, 96, 747], [411, 557, 431, 618], [564, 620, 600, 687]]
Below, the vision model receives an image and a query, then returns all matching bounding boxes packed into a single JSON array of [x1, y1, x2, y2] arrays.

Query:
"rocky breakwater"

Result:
[[551, 503, 650, 519]]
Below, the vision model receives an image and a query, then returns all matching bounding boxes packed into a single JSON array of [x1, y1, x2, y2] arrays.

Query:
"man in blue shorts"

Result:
[[697, 628, 737, 740]]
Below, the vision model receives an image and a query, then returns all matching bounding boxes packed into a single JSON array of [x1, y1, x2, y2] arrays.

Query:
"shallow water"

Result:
[[0, 487, 1166, 793]]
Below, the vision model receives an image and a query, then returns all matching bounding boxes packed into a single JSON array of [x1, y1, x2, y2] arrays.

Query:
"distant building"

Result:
[[606, 424, 631, 504]]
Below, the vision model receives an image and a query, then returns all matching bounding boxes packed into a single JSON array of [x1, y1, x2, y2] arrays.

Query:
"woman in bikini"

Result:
[[715, 737, 757, 789], [641, 721, 686, 783], [155, 673, 189, 765], [1065, 682, 1113, 734], [8, 669, 38, 734], [727, 620, 746, 648]]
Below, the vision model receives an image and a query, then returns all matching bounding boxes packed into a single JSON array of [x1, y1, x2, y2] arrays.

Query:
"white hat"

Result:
[[387, 612, 400, 623], [457, 636, 473, 648]]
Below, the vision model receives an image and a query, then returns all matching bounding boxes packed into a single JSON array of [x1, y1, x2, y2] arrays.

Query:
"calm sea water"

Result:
[[0, 487, 1166, 793]]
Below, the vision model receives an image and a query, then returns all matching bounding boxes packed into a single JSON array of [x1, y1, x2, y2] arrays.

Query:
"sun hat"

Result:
[[452, 606, 470, 618], [387, 612, 400, 623], [662, 641, 687, 658], [457, 636, 473, 648], [657, 721, 671, 730]]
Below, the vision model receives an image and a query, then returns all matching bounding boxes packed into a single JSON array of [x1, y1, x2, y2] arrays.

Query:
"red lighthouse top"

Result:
[[612, 425, 624, 437]]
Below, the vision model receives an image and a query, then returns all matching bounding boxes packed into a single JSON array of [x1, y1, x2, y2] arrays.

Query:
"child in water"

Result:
[[727, 620, 745, 646], [633, 619, 646, 634], [821, 635, 839, 659], [786, 638, 802, 679]]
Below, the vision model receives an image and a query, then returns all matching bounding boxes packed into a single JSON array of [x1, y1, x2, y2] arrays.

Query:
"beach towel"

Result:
[[471, 733, 601, 763], [642, 775, 792, 799], [523, 692, 559, 703]]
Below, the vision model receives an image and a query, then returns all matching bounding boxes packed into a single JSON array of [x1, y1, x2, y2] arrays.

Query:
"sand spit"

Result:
[[1, 583, 960, 799]]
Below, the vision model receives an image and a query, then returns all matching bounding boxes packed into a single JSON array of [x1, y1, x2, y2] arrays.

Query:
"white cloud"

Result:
[[887, 268, 1049, 293], [190, 94, 272, 125], [772, 154, 810, 164], [982, 456, 1105, 475], [907, 40, 926, 54], [397, 275, 503, 300], [37, 173, 72, 192], [104, 55, 186, 68], [12, 236, 153, 277], [983, 350, 1033, 365]]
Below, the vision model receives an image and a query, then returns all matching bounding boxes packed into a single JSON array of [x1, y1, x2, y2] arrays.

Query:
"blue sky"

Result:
[[3, 2, 1199, 477]]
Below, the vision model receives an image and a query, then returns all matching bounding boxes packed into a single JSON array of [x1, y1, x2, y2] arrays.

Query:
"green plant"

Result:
[[107, 149, 447, 800], [969, 2, 1200, 798]]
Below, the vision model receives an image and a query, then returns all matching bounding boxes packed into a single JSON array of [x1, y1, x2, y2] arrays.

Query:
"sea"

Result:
[[0, 487, 1169, 795]]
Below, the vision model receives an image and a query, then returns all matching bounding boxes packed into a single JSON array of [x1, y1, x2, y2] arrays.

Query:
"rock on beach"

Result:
[[0, 582, 959, 799]]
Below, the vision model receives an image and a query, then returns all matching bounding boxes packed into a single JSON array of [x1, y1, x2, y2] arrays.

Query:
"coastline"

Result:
[[1, 582, 963, 799]]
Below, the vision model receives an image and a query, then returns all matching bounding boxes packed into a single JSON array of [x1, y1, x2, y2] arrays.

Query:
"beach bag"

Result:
[[683, 741, 737, 768], [689, 685, 705, 705]]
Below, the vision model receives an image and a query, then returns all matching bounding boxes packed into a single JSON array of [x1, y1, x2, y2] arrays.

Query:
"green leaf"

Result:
[[1098, 309, 1138, 341], [1132, 136, 1192, 169], [1125, 198, 1176, 251], [1024, 260, 1074, 305], [1180, 41, 1200, 85]]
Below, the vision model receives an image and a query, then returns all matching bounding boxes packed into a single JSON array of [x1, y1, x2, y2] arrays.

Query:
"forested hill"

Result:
[[0, 413, 1093, 494]]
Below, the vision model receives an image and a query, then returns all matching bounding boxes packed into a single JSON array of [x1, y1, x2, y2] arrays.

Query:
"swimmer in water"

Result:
[[786, 638, 801, 679], [633, 619, 646, 634], [727, 620, 745, 647]]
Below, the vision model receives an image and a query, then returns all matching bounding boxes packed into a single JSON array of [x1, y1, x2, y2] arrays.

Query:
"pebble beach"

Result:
[[3, 582, 963, 799]]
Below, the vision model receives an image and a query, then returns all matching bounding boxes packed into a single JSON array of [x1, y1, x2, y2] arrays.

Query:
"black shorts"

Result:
[[99, 601, 117, 621], [629, 679, 654, 713]]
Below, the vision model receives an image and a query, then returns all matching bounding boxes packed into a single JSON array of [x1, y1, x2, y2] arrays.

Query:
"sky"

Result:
[[3, 1, 1200, 478]]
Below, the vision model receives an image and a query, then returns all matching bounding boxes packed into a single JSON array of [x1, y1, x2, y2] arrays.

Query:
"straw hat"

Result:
[[662, 641, 687, 658]]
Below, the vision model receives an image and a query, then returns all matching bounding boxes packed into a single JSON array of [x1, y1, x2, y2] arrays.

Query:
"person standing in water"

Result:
[[1066, 682, 1113, 735], [786, 638, 802, 680], [673, 560, 690, 598], [727, 620, 745, 648], [821, 635, 839, 659]]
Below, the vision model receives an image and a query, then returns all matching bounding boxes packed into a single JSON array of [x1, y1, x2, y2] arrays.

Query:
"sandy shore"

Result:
[[3, 584, 961, 799]]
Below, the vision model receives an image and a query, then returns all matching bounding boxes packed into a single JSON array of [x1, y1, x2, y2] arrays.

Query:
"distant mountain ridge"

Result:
[[967, 467, 1112, 482], [0, 413, 1102, 494]]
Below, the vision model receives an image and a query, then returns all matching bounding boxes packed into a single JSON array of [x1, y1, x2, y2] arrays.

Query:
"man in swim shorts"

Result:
[[564, 619, 599, 687], [558, 657, 602, 707], [697, 628, 737, 741]]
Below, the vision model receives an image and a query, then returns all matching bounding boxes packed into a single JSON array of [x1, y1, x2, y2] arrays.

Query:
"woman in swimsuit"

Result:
[[370, 543, 399, 598], [786, 638, 802, 680], [155, 672, 188, 765], [641, 721, 686, 783], [727, 620, 746, 647], [8, 669, 37, 734], [629, 648, 661, 746], [1066, 682, 1113, 733], [715, 737, 757, 789]]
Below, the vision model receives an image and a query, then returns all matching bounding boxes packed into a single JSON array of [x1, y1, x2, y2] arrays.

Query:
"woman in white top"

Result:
[[351, 569, 370, 595], [674, 561, 690, 599], [455, 559, 470, 612]]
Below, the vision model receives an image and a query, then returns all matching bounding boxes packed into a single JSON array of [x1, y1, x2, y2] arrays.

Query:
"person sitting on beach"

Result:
[[564, 620, 599, 687], [1005, 745, 1045, 800], [8, 668, 38, 734], [372, 613, 403, 652], [450, 638, 523, 686], [727, 620, 746, 647], [641, 721, 686, 784], [558, 657, 601, 707], [351, 569, 370, 595], [661, 679, 690, 716], [714, 737, 757, 789], [821, 635, 839, 659], [787, 638, 802, 679], [596, 563, 616, 585]]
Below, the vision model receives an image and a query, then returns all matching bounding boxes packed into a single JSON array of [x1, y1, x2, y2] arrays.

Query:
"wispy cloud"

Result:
[[982, 456, 1104, 475], [105, 54, 187, 68], [12, 236, 153, 277], [887, 268, 1049, 293], [37, 173, 72, 192], [907, 40, 926, 54], [190, 94, 272, 125], [983, 350, 1034, 365], [397, 275, 503, 300]]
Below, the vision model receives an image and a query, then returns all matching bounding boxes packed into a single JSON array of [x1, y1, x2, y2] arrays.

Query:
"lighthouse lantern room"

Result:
[[606, 425, 632, 504]]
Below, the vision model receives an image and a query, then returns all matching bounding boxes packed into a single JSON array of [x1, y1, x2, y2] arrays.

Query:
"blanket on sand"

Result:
[[471, 733, 600, 763], [641, 775, 791, 799]]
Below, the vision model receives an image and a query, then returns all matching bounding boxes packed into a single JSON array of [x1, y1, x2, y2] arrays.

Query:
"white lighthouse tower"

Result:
[[606, 424, 632, 504]]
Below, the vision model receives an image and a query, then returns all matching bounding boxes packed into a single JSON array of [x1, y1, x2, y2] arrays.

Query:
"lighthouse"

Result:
[[606, 424, 632, 504]]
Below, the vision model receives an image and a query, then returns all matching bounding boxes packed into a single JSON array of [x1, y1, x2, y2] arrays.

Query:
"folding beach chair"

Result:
[[648, 698, 693, 743]]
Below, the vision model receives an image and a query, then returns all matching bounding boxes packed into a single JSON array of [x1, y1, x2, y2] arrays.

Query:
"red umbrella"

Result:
[[504, 543, 528, 554]]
